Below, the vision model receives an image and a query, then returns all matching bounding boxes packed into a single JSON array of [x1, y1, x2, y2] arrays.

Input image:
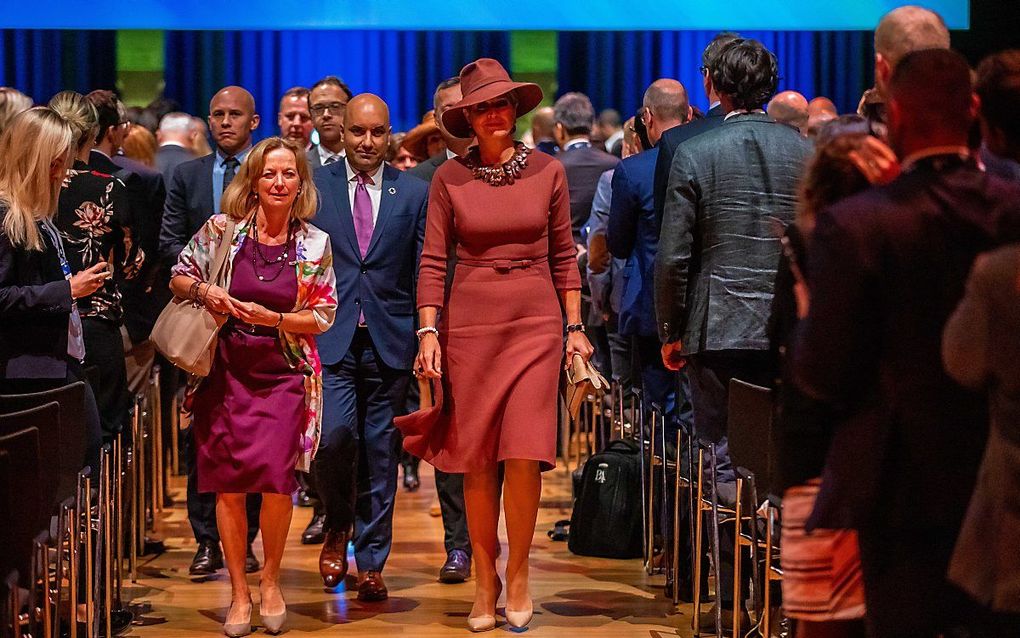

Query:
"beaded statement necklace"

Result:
[[250, 211, 294, 282], [465, 143, 531, 186]]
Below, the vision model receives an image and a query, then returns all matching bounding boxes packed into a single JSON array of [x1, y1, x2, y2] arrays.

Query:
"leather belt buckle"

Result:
[[492, 259, 531, 272]]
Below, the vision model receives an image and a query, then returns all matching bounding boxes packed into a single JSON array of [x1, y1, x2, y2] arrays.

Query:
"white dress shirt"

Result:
[[345, 159, 383, 224], [318, 144, 346, 167]]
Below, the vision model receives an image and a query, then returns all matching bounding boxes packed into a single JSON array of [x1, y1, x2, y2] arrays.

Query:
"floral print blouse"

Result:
[[172, 213, 338, 471], [55, 160, 144, 322]]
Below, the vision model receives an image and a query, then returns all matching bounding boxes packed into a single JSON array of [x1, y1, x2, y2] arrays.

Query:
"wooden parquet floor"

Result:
[[122, 464, 694, 637]]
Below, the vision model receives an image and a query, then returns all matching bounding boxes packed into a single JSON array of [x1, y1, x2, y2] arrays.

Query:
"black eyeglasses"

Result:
[[310, 102, 346, 116]]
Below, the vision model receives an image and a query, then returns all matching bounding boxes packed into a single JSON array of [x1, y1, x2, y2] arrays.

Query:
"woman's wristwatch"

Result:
[[566, 323, 586, 333], [416, 326, 439, 340]]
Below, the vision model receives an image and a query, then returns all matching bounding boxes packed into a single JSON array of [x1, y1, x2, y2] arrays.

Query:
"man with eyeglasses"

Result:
[[158, 85, 263, 578], [652, 32, 740, 224], [307, 76, 353, 169]]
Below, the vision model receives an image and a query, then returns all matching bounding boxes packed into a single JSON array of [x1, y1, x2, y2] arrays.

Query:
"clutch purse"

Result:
[[564, 354, 609, 420], [151, 218, 236, 377]]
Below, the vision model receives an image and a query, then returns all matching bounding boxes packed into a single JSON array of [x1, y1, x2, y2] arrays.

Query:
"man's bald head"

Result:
[[342, 93, 391, 173], [208, 85, 259, 156], [531, 106, 555, 140], [767, 90, 809, 133], [642, 78, 690, 146], [808, 97, 838, 117], [874, 6, 950, 99]]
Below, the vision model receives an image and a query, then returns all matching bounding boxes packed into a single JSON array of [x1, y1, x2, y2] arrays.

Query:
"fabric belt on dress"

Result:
[[457, 256, 548, 272], [225, 319, 280, 338]]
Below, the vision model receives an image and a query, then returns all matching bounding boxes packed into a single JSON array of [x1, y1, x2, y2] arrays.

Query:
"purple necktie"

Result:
[[353, 171, 375, 257]]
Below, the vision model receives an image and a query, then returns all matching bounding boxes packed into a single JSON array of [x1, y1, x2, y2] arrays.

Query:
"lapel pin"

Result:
[[388, 187, 397, 195]]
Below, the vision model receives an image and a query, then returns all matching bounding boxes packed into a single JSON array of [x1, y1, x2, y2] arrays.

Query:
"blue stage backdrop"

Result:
[[164, 30, 510, 136], [559, 30, 873, 120], [3, 29, 872, 138]]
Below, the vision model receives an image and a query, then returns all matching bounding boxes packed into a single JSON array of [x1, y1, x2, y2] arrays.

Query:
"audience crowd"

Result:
[[2, 4, 1020, 637]]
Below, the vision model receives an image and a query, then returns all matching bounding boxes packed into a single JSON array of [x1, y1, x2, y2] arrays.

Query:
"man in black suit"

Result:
[[410, 77, 472, 183], [405, 76, 474, 585], [793, 49, 1020, 638], [307, 76, 353, 170], [157, 85, 263, 577], [155, 112, 198, 185], [655, 38, 812, 631], [653, 32, 740, 223], [554, 92, 620, 245]]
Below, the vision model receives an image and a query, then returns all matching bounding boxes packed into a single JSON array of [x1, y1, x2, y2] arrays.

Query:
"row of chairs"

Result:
[[0, 365, 171, 638], [632, 378, 784, 638]]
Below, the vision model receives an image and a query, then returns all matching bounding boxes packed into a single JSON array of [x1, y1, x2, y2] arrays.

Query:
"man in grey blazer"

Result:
[[654, 38, 811, 630], [307, 76, 353, 169]]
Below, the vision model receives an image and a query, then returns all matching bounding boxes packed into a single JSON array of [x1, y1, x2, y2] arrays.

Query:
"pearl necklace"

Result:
[[250, 212, 293, 282], [466, 143, 531, 186]]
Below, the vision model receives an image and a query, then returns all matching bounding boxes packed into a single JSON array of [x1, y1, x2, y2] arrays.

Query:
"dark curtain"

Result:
[[557, 31, 873, 118], [164, 30, 510, 138], [0, 30, 117, 104]]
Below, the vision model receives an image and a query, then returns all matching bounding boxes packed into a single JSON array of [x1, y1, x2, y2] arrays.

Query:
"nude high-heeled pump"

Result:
[[467, 576, 502, 632], [223, 596, 252, 637]]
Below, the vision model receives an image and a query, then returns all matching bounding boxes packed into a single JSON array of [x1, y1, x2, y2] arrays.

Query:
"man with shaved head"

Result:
[[311, 93, 429, 602], [806, 96, 838, 138], [530, 105, 558, 155], [767, 90, 809, 134], [158, 85, 263, 577]]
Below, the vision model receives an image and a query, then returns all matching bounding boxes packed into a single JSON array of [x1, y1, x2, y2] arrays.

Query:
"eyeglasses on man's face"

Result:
[[310, 102, 347, 116]]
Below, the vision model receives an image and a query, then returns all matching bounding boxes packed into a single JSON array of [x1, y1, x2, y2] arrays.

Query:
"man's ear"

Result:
[[686, 105, 694, 123], [250, 114, 261, 131], [875, 53, 891, 96]]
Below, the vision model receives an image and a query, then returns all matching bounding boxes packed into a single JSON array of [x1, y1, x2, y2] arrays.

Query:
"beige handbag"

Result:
[[151, 218, 236, 376], [564, 353, 609, 420]]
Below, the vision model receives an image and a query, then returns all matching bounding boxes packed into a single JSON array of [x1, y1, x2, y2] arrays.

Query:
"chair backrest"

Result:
[[0, 382, 85, 503], [0, 427, 43, 589], [0, 402, 59, 511], [727, 378, 774, 496]]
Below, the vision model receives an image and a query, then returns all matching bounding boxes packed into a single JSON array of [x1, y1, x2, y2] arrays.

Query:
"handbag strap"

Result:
[[209, 217, 238, 287]]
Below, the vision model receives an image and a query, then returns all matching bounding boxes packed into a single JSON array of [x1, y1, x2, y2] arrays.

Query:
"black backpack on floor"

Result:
[[567, 438, 643, 559]]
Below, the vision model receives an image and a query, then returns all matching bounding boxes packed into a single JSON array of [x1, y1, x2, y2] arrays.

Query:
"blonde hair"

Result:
[[220, 136, 318, 223], [0, 108, 75, 251], [122, 124, 157, 167], [48, 90, 99, 150], [0, 87, 33, 137]]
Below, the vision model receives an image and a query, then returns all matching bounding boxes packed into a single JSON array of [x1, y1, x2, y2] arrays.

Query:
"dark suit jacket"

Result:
[[607, 147, 658, 337], [158, 153, 216, 261], [655, 113, 811, 352], [312, 162, 428, 370], [91, 152, 169, 341], [306, 145, 323, 170], [155, 144, 193, 186], [0, 208, 74, 381], [653, 104, 725, 223], [558, 143, 620, 242], [793, 159, 1020, 534], [535, 140, 559, 156], [408, 152, 447, 184]]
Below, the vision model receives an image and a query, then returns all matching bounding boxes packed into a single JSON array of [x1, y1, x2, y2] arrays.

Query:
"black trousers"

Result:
[[312, 328, 408, 573], [184, 426, 260, 544], [685, 349, 772, 606], [435, 469, 471, 554], [81, 318, 129, 439]]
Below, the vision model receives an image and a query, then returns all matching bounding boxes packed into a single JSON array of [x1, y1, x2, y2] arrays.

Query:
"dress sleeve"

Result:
[[548, 162, 581, 291], [417, 173, 453, 309], [170, 214, 224, 286]]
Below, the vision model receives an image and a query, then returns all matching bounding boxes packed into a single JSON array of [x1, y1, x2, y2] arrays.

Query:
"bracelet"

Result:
[[188, 280, 201, 303], [200, 282, 212, 306], [566, 323, 586, 333], [416, 326, 439, 340], [274, 312, 285, 329]]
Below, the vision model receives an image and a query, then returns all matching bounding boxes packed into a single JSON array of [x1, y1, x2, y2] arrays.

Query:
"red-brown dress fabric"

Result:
[[396, 149, 581, 472]]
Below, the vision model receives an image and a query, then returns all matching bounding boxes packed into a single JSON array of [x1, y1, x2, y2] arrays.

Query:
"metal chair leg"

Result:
[[671, 428, 682, 606], [692, 449, 704, 635], [732, 477, 743, 638]]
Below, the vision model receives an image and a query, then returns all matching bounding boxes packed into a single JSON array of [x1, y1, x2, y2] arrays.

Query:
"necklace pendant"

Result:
[[258, 275, 265, 281]]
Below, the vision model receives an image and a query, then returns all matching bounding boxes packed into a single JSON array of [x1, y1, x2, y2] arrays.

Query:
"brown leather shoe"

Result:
[[357, 571, 388, 602], [318, 530, 350, 588]]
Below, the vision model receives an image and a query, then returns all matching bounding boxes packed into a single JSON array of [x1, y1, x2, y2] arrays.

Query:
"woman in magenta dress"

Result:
[[170, 137, 336, 637], [397, 58, 594, 632]]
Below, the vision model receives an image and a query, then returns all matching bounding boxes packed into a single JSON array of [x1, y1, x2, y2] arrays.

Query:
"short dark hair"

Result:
[[711, 38, 778, 111], [433, 76, 461, 108], [598, 108, 621, 129], [976, 50, 1020, 153], [554, 92, 596, 136], [702, 32, 741, 72], [309, 76, 353, 101], [889, 48, 973, 138], [85, 89, 123, 144]]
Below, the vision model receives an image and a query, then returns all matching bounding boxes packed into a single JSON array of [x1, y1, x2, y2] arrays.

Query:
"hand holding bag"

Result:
[[564, 353, 609, 420], [151, 218, 236, 376]]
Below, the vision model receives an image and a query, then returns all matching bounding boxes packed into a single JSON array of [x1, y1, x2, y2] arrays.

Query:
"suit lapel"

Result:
[[327, 162, 361, 256], [365, 165, 397, 259], [200, 154, 216, 213]]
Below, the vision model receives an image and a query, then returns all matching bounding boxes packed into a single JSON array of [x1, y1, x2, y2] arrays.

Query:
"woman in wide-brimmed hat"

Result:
[[395, 58, 593, 632]]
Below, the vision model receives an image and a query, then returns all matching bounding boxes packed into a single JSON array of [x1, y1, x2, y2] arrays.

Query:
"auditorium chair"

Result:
[[690, 436, 730, 638], [0, 426, 45, 638]]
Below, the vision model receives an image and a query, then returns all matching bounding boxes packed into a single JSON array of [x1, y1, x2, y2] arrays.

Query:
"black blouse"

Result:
[[55, 160, 143, 323]]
